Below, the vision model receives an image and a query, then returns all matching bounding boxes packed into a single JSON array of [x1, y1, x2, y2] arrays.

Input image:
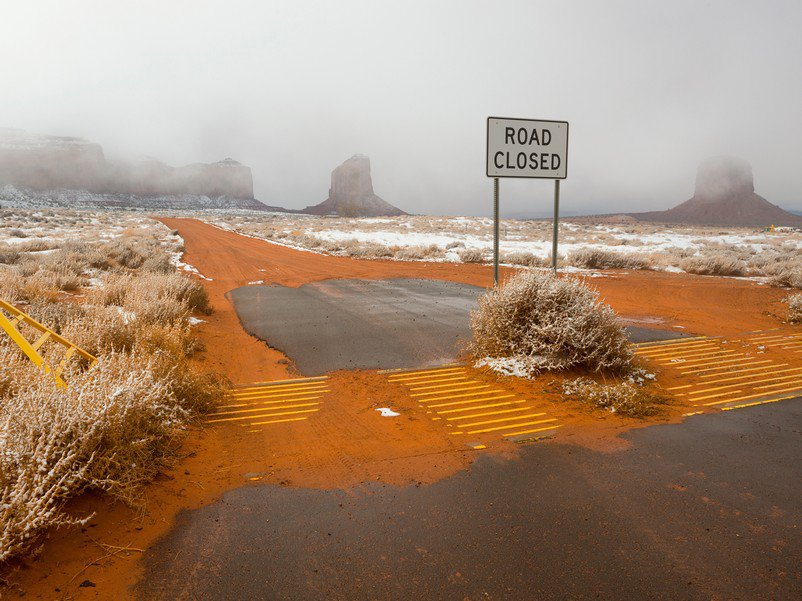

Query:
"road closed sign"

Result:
[[486, 117, 568, 179]]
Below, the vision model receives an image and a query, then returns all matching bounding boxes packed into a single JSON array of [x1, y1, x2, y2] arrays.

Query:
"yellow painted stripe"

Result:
[[249, 416, 310, 426], [445, 406, 533, 421], [780, 343, 802, 349], [666, 352, 742, 367], [209, 402, 320, 417], [636, 342, 718, 357], [654, 347, 730, 360], [234, 379, 327, 392], [681, 359, 772, 375], [694, 366, 802, 386], [407, 378, 471, 391], [232, 385, 329, 398], [637, 341, 720, 355], [704, 387, 802, 406], [503, 424, 561, 437], [428, 394, 517, 409], [697, 363, 788, 379], [437, 400, 527, 414], [635, 336, 709, 348], [457, 412, 548, 428], [721, 395, 798, 411], [634, 337, 710, 350], [388, 367, 465, 381], [386, 365, 463, 376], [643, 345, 722, 359], [208, 408, 319, 423], [756, 378, 802, 390], [466, 417, 557, 435], [748, 333, 802, 343], [391, 373, 470, 386], [411, 385, 491, 398], [689, 389, 743, 402], [417, 389, 505, 403], [218, 395, 323, 409], [229, 388, 331, 402], [665, 384, 693, 391], [693, 372, 802, 393]]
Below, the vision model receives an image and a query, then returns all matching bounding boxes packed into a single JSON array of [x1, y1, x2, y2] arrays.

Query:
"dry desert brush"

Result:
[[561, 376, 668, 417], [0, 231, 226, 563], [787, 293, 802, 324], [469, 270, 633, 377]]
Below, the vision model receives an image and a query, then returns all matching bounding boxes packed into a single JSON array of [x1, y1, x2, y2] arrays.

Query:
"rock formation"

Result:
[[634, 156, 802, 227], [0, 128, 257, 201], [302, 154, 406, 217]]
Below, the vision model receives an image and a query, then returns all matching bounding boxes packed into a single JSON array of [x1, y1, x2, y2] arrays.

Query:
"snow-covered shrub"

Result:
[[788, 294, 802, 323], [342, 240, 393, 259], [680, 254, 748, 276], [0, 225, 227, 563], [0, 351, 183, 562], [561, 377, 668, 417], [458, 248, 485, 263], [470, 270, 632, 376], [570, 248, 650, 270], [771, 270, 802, 290], [500, 251, 547, 267]]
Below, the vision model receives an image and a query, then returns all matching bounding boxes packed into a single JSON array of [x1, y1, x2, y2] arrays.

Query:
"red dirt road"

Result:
[[162, 217, 789, 383]]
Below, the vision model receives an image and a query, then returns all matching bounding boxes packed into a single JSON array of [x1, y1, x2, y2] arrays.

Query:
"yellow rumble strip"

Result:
[[636, 333, 802, 412], [388, 365, 560, 442], [209, 376, 329, 430]]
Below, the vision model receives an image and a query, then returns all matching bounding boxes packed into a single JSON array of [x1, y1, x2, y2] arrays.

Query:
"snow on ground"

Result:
[[204, 212, 802, 276]]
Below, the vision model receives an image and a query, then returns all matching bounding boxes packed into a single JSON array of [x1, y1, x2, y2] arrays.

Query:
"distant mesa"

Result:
[[0, 128, 265, 210], [301, 154, 406, 217], [633, 156, 802, 227]]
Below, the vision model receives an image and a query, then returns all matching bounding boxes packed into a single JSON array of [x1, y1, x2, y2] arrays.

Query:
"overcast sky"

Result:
[[2, 0, 800, 216]]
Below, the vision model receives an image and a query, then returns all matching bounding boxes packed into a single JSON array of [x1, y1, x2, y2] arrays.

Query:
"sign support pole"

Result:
[[493, 177, 499, 286], [551, 179, 560, 272]]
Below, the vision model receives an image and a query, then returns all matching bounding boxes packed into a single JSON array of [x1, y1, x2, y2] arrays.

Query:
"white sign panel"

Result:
[[486, 117, 568, 179]]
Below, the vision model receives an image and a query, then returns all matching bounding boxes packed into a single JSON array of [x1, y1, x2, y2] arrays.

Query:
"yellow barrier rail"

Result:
[[0, 299, 97, 388]]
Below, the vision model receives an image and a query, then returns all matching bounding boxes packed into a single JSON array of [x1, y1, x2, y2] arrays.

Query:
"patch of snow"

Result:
[[474, 356, 534, 379], [375, 407, 400, 417], [115, 306, 137, 324], [188, 316, 205, 326], [247, 280, 264, 285]]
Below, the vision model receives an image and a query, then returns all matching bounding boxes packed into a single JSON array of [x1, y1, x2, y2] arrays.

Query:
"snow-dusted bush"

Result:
[[771, 270, 802, 290], [0, 226, 226, 563], [680, 254, 748, 277], [570, 248, 650, 270], [458, 248, 485, 263], [500, 251, 548, 267], [788, 294, 802, 323], [470, 270, 632, 376], [0, 351, 183, 562], [561, 376, 667, 417]]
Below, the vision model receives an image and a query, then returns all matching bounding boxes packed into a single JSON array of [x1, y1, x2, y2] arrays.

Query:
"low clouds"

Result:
[[1, 0, 800, 216]]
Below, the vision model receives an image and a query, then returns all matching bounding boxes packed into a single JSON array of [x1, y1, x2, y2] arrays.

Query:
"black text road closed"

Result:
[[486, 117, 568, 179]]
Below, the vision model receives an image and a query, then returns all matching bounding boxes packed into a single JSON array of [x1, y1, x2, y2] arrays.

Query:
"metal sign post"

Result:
[[493, 177, 499, 284], [486, 116, 569, 284], [551, 179, 560, 272]]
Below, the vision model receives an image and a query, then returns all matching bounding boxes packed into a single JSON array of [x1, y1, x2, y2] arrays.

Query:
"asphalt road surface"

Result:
[[136, 399, 801, 600], [228, 278, 686, 374]]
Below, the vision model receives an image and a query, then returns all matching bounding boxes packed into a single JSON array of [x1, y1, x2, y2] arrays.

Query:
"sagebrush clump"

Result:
[[0, 224, 226, 563], [561, 376, 668, 417], [570, 248, 651, 270], [787, 293, 802, 323], [470, 270, 633, 376]]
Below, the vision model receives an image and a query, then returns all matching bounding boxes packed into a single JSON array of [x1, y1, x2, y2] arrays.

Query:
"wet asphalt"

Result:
[[136, 399, 801, 600], [228, 278, 687, 375]]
